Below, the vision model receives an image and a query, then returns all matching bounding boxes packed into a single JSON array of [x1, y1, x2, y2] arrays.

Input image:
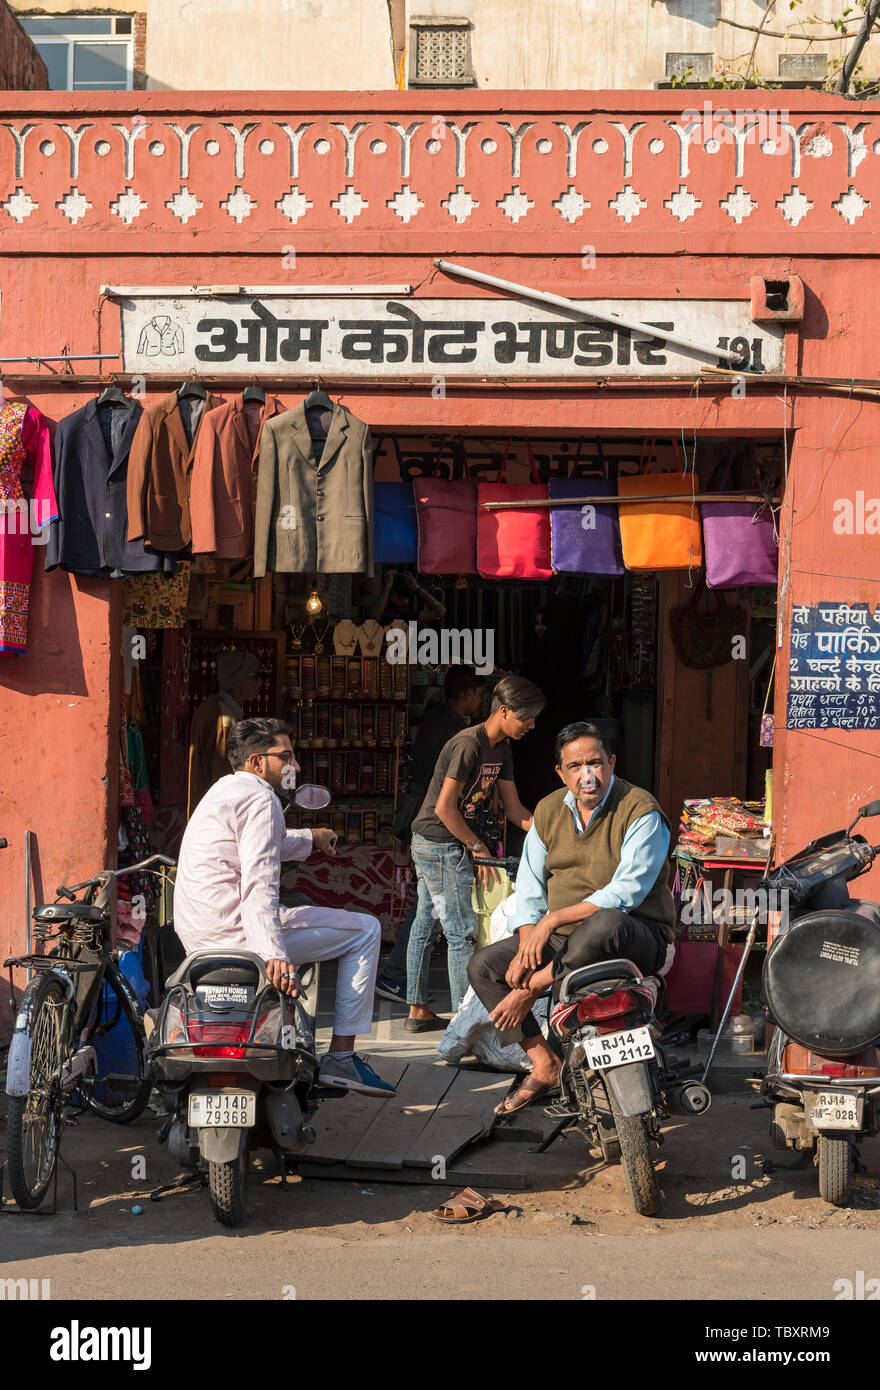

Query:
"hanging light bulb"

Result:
[[305, 589, 323, 615]]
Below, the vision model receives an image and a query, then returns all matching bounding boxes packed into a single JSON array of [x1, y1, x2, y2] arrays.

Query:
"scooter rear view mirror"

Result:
[[293, 784, 332, 810], [859, 800, 880, 819]]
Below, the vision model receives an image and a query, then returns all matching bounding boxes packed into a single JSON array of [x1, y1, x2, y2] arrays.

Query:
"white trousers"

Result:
[[280, 903, 381, 1038]]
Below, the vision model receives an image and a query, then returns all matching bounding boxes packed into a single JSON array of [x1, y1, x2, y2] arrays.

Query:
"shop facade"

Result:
[[2, 89, 880, 1036]]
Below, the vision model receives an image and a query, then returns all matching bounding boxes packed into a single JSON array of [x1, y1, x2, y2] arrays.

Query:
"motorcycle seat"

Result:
[[559, 958, 644, 1003], [165, 950, 267, 991]]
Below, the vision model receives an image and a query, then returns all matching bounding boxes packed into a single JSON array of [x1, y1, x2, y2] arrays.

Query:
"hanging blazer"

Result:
[[127, 390, 222, 552], [253, 402, 374, 578], [45, 398, 175, 576], [189, 393, 282, 559]]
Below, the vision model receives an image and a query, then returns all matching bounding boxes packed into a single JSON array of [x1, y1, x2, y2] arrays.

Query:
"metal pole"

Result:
[[434, 258, 747, 368], [701, 910, 760, 1086], [24, 830, 32, 982], [0, 354, 121, 364], [481, 492, 769, 509]]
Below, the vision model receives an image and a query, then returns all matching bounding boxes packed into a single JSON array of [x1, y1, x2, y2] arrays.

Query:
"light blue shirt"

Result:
[[511, 775, 670, 929]]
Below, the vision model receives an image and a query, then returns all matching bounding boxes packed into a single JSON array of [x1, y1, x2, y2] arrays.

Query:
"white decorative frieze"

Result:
[[110, 186, 146, 224], [609, 185, 647, 223], [56, 187, 92, 224], [0, 108, 873, 236], [441, 184, 478, 222], [720, 185, 756, 224], [2, 185, 37, 221]]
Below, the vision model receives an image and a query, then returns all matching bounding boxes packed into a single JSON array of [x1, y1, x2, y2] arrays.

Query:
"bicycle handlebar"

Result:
[[56, 853, 177, 899]]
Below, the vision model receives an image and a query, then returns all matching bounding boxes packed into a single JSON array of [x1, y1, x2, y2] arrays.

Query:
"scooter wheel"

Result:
[[208, 1149, 249, 1227], [818, 1135, 852, 1207]]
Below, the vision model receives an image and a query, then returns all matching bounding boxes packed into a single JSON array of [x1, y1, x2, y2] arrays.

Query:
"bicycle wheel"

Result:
[[87, 963, 151, 1123], [6, 973, 71, 1210]]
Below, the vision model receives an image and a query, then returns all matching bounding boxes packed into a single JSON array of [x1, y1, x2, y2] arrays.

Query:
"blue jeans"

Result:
[[406, 834, 478, 1011]]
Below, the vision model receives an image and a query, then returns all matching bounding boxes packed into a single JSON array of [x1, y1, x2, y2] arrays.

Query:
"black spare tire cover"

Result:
[[763, 910, 880, 1056]]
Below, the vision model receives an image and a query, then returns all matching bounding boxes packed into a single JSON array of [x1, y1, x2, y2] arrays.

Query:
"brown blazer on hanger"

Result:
[[253, 401, 374, 578], [127, 389, 222, 552], [189, 393, 282, 559]]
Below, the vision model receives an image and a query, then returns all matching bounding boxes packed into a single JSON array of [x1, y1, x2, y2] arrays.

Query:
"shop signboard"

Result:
[[118, 295, 784, 377], [787, 602, 880, 731]]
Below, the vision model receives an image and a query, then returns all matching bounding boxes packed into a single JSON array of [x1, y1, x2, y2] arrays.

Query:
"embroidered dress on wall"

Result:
[[0, 400, 57, 655]]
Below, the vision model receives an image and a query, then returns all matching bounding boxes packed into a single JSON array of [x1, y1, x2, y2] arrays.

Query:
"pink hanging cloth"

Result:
[[0, 400, 58, 655]]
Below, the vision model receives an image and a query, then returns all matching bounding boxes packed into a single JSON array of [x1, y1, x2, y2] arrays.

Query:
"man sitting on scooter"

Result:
[[467, 722, 675, 1114], [174, 717, 396, 1098]]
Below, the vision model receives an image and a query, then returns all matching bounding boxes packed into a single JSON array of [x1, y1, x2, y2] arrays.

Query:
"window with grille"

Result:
[[409, 17, 475, 87]]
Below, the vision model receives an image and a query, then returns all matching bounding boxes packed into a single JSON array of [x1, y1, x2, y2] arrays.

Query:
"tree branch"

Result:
[[744, 1, 778, 84], [835, 0, 880, 91], [717, 16, 861, 41]]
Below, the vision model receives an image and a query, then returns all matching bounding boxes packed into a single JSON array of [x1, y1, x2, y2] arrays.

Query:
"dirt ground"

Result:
[[1, 1095, 878, 1262]]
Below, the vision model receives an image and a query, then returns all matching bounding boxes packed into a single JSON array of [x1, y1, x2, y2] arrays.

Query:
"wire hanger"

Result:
[[178, 369, 206, 401], [242, 375, 265, 404]]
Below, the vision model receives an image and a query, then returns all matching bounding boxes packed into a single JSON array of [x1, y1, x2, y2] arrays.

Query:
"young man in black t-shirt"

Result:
[[405, 674, 545, 1031], [375, 665, 483, 1002]]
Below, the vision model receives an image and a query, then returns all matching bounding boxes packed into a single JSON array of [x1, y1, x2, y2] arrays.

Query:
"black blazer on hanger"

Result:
[[46, 397, 175, 576]]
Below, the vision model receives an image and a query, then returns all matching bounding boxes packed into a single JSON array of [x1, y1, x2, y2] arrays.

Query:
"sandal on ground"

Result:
[[427, 1186, 508, 1224], [494, 1075, 558, 1116]]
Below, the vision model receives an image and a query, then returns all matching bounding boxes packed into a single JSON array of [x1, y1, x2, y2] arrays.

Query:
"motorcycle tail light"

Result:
[[187, 1022, 250, 1058], [161, 997, 187, 1046], [253, 1002, 283, 1044], [577, 989, 640, 1023]]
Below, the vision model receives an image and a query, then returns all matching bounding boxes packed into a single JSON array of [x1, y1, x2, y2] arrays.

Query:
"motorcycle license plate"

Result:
[[584, 1026, 655, 1070], [188, 1090, 256, 1128], [808, 1090, 863, 1130]]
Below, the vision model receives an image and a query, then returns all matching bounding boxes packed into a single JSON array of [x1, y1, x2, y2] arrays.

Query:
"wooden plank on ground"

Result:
[[299, 1055, 410, 1164], [403, 1068, 510, 1169], [346, 1061, 458, 1170], [289, 1160, 530, 1189]]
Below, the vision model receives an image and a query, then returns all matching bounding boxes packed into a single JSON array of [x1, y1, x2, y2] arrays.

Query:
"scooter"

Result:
[[474, 855, 710, 1217], [148, 947, 323, 1225], [756, 799, 880, 1206], [147, 780, 343, 1226]]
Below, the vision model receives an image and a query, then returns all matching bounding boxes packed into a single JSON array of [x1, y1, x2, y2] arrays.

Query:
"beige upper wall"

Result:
[[9, 0, 879, 89]]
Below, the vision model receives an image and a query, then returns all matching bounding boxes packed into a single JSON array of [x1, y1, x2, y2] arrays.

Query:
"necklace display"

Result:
[[309, 619, 331, 654]]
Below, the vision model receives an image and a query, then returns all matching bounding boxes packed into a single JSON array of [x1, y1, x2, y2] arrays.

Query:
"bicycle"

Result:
[[3, 853, 175, 1211]]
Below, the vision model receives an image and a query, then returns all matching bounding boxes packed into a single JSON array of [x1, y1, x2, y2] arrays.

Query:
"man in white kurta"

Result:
[[174, 717, 395, 1098]]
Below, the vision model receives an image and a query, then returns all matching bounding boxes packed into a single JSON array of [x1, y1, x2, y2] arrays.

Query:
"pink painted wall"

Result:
[[2, 91, 880, 1030]]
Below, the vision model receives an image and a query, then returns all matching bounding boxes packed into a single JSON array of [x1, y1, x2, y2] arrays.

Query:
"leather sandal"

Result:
[[494, 1075, 558, 1116], [427, 1186, 508, 1224]]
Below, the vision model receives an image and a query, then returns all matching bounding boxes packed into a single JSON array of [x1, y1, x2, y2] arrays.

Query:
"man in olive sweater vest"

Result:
[[467, 721, 675, 1115]]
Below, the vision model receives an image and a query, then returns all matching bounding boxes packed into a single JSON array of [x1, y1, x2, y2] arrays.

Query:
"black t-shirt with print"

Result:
[[411, 724, 514, 843]]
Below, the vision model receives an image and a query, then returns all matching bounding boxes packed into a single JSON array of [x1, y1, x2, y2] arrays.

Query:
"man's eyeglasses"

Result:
[[261, 749, 295, 764]]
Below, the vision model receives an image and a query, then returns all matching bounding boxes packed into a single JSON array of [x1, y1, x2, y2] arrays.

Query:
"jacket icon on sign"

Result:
[[137, 316, 185, 357]]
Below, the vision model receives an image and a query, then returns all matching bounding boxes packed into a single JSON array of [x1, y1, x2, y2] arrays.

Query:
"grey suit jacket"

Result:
[[253, 402, 374, 577]]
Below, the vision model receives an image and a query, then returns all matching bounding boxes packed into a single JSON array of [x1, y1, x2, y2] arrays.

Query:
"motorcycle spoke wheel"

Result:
[[609, 1093, 662, 1217]]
